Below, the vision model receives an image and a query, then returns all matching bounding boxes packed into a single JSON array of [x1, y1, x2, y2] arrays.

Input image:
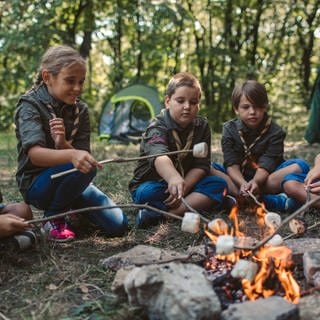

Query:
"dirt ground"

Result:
[[0, 137, 319, 319]]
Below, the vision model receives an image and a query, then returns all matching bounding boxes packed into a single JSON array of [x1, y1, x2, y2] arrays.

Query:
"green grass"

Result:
[[0, 130, 202, 320]]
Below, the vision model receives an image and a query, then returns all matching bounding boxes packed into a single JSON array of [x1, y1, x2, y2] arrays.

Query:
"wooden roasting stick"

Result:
[[27, 198, 210, 226], [27, 203, 183, 225], [51, 142, 208, 179]]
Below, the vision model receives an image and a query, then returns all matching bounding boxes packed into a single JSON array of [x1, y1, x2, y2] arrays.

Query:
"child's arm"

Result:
[[0, 214, 29, 238], [28, 145, 102, 173], [248, 167, 269, 194], [154, 155, 184, 200], [227, 165, 246, 189], [184, 168, 207, 195]]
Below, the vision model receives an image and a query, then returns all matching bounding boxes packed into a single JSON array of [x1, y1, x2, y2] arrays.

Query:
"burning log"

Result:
[[231, 259, 258, 283], [51, 142, 208, 179], [181, 212, 200, 234]]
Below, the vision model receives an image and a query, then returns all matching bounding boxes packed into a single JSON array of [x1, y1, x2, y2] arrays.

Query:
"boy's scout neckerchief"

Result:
[[238, 116, 272, 172], [172, 128, 194, 177], [46, 103, 80, 144]]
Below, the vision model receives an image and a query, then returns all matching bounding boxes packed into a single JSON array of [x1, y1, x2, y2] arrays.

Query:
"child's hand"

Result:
[[71, 150, 102, 173], [304, 166, 320, 188], [308, 181, 320, 194], [164, 193, 182, 209], [240, 180, 259, 196], [0, 214, 29, 238], [49, 118, 67, 148], [165, 175, 185, 200]]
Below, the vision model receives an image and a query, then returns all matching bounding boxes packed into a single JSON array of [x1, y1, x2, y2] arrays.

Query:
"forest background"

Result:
[[1, 0, 320, 137]]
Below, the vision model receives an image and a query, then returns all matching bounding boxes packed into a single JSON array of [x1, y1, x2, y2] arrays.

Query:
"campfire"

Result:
[[204, 203, 300, 306]]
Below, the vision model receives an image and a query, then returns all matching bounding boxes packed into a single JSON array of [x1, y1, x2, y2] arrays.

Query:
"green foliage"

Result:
[[0, 0, 319, 132]]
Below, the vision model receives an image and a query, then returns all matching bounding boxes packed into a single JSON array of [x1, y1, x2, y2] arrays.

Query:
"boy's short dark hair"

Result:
[[232, 80, 269, 109], [166, 72, 202, 99]]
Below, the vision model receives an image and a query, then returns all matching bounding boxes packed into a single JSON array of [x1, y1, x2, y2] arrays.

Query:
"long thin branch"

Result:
[[51, 149, 195, 179], [27, 203, 183, 224]]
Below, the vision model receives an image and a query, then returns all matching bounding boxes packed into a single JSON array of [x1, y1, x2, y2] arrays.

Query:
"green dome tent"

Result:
[[99, 84, 163, 143], [305, 67, 320, 144]]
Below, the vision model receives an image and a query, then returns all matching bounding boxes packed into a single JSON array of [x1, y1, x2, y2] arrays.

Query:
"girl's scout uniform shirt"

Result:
[[129, 108, 212, 193], [15, 84, 90, 202]]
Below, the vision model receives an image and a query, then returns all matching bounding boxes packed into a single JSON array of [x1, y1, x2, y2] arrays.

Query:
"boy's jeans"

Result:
[[26, 163, 127, 237]]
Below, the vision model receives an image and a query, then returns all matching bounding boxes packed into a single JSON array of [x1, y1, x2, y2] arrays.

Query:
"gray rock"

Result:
[[221, 296, 299, 320], [123, 262, 221, 320], [299, 292, 320, 320]]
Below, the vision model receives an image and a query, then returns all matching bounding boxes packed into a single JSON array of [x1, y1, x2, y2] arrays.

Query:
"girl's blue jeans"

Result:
[[26, 163, 127, 237]]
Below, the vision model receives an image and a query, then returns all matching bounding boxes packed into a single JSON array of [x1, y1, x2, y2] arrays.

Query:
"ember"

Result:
[[204, 204, 300, 306]]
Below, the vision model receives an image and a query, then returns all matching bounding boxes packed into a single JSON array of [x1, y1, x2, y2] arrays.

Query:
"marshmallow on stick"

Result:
[[181, 212, 200, 234], [216, 235, 234, 255], [266, 234, 284, 247], [289, 218, 307, 235], [264, 212, 281, 229], [208, 218, 228, 235], [192, 142, 208, 158], [231, 259, 258, 283]]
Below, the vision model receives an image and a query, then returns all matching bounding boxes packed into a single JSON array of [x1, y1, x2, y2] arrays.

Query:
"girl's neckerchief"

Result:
[[172, 127, 194, 177], [238, 116, 272, 172], [46, 103, 79, 145]]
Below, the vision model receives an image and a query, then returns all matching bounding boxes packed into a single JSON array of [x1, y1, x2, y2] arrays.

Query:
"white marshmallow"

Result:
[[267, 234, 283, 246], [231, 259, 258, 283], [181, 212, 200, 234], [216, 235, 234, 255], [192, 142, 208, 158], [264, 212, 281, 229], [208, 218, 228, 235]]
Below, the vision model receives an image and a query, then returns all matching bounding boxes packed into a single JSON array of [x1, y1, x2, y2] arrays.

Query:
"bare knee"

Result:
[[283, 180, 305, 200]]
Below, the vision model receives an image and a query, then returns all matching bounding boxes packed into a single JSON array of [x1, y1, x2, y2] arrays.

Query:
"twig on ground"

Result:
[[0, 312, 11, 320], [134, 251, 207, 266], [301, 285, 320, 296]]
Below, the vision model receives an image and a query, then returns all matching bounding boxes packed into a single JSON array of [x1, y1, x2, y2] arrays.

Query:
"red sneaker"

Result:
[[41, 219, 75, 242]]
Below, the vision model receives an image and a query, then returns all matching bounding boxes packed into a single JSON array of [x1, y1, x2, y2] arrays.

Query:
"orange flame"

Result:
[[228, 206, 244, 237], [256, 203, 266, 227], [205, 203, 300, 304], [242, 246, 300, 303]]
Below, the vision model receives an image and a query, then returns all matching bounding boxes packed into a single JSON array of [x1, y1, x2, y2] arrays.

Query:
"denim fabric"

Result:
[[131, 175, 227, 210], [212, 158, 310, 178], [276, 158, 310, 174], [282, 172, 307, 184], [26, 163, 127, 237]]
